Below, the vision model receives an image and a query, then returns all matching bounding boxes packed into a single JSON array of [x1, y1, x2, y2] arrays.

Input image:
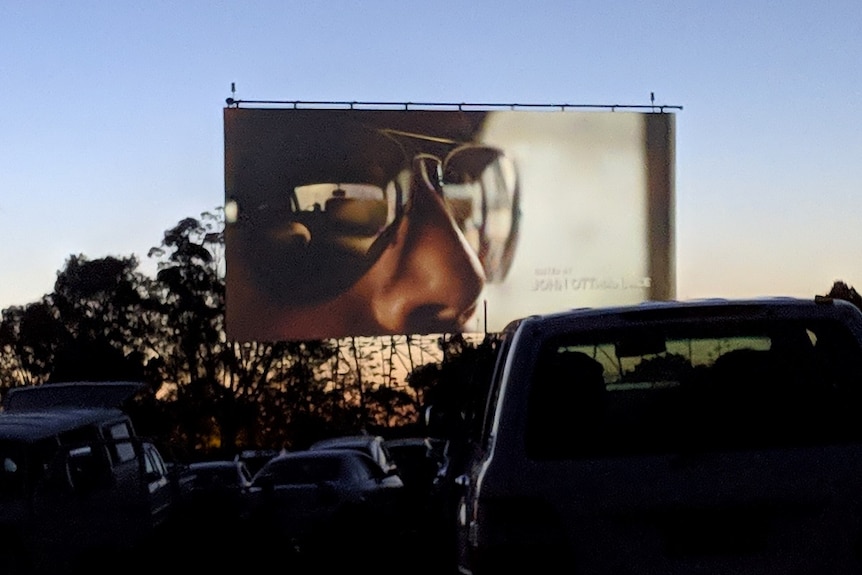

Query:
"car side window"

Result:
[[151, 447, 168, 476], [378, 443, 394, 467], [143, 445, 167, 479], [105, 422, 136, 464], [354, 456, 383, 481], [0, 443, 27, 498], [238, 463, 252, 484], [479, 334, 513, 448], [144, 449, 156, 475], [66, 445, 112, 492]]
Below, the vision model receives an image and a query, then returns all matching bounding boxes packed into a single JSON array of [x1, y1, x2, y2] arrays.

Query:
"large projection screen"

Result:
[[224, 107, 675, 342]]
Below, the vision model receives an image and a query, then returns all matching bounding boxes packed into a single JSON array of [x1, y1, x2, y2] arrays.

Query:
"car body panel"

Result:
[[247, 449, 404, 548]]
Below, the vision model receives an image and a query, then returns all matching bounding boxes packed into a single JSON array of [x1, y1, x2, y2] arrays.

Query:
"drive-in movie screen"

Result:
[[224, 107, 675, 341]]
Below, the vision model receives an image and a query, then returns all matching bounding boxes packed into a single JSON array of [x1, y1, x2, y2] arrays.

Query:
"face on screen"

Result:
[[226, 116, 519, 341]]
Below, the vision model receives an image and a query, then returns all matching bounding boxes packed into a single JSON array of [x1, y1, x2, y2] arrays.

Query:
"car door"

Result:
[[142, 443, 173, 529], [260, 456, 346, 539], [30, 441, 126, 570]]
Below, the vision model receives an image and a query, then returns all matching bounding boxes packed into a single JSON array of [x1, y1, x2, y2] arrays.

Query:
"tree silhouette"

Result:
[[0, 206, 496, 459], [825, 280, 862, 311], [411, 333, 501, 441], [49, 254, 155, 383], [0, 254, 154, 389], [0, 301, 67, 386]]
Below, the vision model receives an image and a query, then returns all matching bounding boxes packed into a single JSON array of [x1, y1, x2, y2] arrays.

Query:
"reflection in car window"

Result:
[[144, 450, 156, 475], [143, 445, 167, 479], [239, 463, 252, 484], [106, 422, 136, 463], [526, 319, 862, 459]]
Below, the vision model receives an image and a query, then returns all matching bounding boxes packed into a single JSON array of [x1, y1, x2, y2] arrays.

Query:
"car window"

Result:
[[144, 445, 167, 477], [0, 442, 26, 498], [144, 450, 157, 475], [352, 454, 384, 481], [525, 318, 862, 459], [479, 333, 513, 447], [267, 457, 342, 484], [105, 422, 136, 464], [375, 443, 396, 471], [238, 463, 252, 484]]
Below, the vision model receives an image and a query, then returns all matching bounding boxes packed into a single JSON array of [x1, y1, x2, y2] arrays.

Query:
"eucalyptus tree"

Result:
[[146, 209, 345, 453], [0, 254, 156, 389], [0, 300, 65, 386], [826, 280, 862, 310]]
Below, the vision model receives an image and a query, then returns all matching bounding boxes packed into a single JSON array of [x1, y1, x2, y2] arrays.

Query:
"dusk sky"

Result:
[[2, 1, 861, 312]]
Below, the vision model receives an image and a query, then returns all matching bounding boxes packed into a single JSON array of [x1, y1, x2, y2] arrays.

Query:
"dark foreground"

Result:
[[62, 502, 460, 575]]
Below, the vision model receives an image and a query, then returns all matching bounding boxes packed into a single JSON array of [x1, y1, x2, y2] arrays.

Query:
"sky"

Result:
[[2, 0, 861, 313]]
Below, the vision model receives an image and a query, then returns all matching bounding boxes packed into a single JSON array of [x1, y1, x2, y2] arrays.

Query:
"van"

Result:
[[446, 297, 862, 574], [0, 381, 175, 574]]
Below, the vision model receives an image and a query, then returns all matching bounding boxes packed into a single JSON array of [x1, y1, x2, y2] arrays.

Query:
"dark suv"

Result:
[[0, 382, 176, 574]]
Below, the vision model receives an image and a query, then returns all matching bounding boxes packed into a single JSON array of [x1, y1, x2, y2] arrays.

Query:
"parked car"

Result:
[[234, 448, 282, 476], [245, 449, 405, 555], [432, 297, 862, 575], [179, 460, 253, 526], [308, 434, 399, 476], [0, 381, 177, 575], [186, 459, 253, 490], [383, 437, 442, 491], [382, 436, 449, 555]]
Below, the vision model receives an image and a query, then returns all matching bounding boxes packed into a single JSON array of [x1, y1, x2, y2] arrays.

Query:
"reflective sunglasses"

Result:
[[288, 128, 520, 283]]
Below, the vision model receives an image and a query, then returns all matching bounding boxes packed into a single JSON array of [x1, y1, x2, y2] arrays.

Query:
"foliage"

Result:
[[410, 333, 501, 441], [0, 208, 464, 460], [11, 211, 855, 460], [825, 280, 862, 311], [623, 352, 691, 382]]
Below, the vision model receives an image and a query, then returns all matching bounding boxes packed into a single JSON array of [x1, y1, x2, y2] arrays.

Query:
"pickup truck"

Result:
[[0, 381, 176, 574], [439, 297, 862, 575]]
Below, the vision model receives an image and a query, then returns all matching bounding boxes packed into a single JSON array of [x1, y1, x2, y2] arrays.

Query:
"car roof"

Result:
[[0, 408, 128, 443], [509, 297, 862, 333], [2, 381, 144, 412], [254, 449, 388, 485]]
